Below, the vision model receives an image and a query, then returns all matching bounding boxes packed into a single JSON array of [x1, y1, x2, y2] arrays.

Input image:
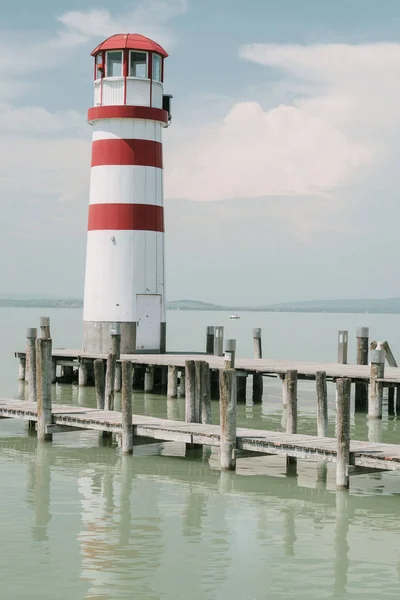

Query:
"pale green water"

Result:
[[2, 308, 400, 599]]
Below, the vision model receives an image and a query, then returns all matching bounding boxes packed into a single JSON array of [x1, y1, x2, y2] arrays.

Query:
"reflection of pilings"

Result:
[[282, 507, 296, 557], [182, 485, 206, 540], [333, 491, 349, 598], [119, 456, 133, 547], [32, 443, 51, 542]]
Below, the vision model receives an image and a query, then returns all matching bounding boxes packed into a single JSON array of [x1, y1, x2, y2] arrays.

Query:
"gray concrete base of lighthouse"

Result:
[[83, 321, 166, 354]]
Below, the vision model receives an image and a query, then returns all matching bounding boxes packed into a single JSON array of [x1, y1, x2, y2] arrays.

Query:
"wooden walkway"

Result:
[[1, 399, 400, 472], [14, 348, 400, 383]]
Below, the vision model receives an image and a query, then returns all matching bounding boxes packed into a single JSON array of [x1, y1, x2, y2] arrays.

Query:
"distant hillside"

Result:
[[1, 296, 400, 314]]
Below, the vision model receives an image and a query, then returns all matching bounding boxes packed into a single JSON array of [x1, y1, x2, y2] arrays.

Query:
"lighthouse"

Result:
[[83, 33, 171, 354]]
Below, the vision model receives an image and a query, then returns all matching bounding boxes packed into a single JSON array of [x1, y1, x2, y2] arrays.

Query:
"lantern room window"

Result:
[[106, 51, 123, 77], [152, 54, 162, 82], [129, 51, 148, 78]]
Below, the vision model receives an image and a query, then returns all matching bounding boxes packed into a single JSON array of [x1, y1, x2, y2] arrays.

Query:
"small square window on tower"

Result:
[[152, 54, 162, 82], [130, 51, 148, 78], [106, 51, 123, 77]]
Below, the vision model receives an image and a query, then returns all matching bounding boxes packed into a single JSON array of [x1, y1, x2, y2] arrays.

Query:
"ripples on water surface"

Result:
[[1, 308, 400, 598]]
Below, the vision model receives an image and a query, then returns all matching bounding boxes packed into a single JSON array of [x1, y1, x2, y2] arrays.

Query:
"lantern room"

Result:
[[91, 33, 171, 117]]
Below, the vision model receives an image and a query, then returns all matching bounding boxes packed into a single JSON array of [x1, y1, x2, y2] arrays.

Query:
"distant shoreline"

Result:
[[1, 298, 400, 315]]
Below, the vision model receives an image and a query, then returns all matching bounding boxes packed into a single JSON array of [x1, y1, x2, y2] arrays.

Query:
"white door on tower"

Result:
[[136, 294, 162, 352]]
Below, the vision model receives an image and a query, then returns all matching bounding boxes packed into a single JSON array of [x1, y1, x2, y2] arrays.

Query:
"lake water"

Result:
[[2, 308, 400, 599]]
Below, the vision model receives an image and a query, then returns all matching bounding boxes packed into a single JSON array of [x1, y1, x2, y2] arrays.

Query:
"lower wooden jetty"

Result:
[[1, 399, 400, 470]]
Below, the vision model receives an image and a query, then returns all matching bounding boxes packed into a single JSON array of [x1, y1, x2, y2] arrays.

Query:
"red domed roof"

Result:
[[91, 33, 168, 58]]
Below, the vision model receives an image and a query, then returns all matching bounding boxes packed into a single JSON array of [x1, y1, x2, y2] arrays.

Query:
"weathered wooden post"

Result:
[[355, 327, 369, 412], [381, 341, 397, 417], [337, 331, 348, 364], [316, 371, 328, 437], [110, 323, 122, 392], [167, 365, 178, 398], [201, 362, 212, 424], [144, 367, 154, 393], [121, 361, 133, 454], [280, 373, 288, 407], [195, 361, 206, 422], [105, 353, 116, 411], [381, 340, 398, 367], [206, 326, 215, 354], [18, 356, 26, 381], [40, 316, 51, 339], [36, 337, 53, 442], [252, 328, 263, 403], [26, 328, 37, 402], [94, 359, 105, 409], [51, 360, 57, 384], [179, 370, 186, 397], [185, 360, 197, 422], [214, 326, 224, 356], [224, 339, 236, 369], [78, 360, 88, 386], [368, 349, 385, 419], [285, 370, 298, 475], [219, 368, 237, 470], [336, 377, 351, 490]]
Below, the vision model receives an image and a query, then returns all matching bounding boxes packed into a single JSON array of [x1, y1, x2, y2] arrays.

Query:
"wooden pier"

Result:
[[1, 399, 400, 472], [10, 319, 400, 490]]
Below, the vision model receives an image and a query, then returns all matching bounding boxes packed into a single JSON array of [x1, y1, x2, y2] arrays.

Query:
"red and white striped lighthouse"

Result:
[[83, 33, 171, 354]]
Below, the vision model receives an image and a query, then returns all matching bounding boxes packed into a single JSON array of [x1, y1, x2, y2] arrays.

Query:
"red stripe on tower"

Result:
[[91, 139, 163, 168], [88, 203, 164, 232]]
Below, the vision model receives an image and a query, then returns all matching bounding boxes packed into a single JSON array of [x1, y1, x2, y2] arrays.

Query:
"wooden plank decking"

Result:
[[1, 399, 400, 472], [14, 348, 400, 383]]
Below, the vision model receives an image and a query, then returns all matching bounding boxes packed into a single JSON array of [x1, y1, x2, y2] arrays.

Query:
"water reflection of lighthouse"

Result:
[[82, 33, 172, 355]]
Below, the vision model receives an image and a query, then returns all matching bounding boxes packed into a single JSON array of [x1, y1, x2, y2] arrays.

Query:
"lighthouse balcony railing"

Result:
[[93, 77, 163, 109]]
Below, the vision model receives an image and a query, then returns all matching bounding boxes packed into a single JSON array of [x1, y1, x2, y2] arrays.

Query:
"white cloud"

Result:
[[58, 0, 187, 49], [165, 42, 400, 203]]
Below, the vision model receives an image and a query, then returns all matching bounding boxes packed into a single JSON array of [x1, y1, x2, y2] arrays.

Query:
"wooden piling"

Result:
[[316, 371, 328, 437], [51, 359, 57, 384], [336, 377, 351, 490], [179, 370, 186, 397], [110, 324, 121, 392], [285, 370, 298, 475], [78, 361, 88, 386], [94, 359, 105, 409], [388, 387, 395, 416], [18, 357, 26, 381], [368, 349, 385, 419], [219, 368, 237, 470], [201, 362, 212, 424], [167, 365, 178, 398], [26, 328, 37, 403], [36, 337, 52, 442], [337, 331, 348, 364], [206, 326, 215, 355], [144, 367, 154, 393], [355, 327, 369, 412], [280, 373, 288, 407], [252, 329, 263, 400], [185, 360, 197, 422], [40, 317, 51, 339], [195, 361, 204, 421], [214, 326, 224, 356], [224, 339, 236, 369], [105, 353, 116, 411], [121, 362, 133, 454], [381, 340, 398, 367]]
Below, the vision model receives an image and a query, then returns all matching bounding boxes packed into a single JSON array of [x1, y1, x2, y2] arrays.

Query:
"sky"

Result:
[[2, 0, 400, 304]]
